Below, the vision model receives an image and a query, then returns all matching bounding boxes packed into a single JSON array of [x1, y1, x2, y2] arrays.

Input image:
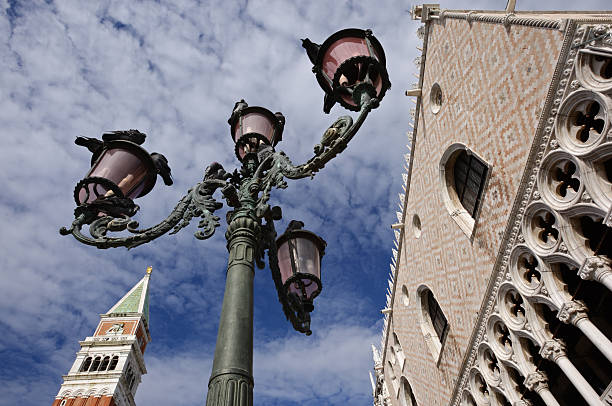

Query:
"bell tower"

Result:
[[52, 267, 153, 406]]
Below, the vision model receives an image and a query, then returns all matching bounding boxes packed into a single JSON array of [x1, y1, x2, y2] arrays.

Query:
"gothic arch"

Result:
[[392, 332, 406, 371], [416, 285, 448, 363], [399, 376, 418, 406], [439, 143, 491, 239]]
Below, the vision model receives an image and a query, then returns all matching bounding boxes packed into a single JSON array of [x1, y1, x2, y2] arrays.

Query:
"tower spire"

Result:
[[53, 267, 154, 406]]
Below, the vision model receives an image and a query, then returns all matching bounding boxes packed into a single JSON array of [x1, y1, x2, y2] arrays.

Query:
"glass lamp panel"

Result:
[[339, 66, 383, 107], [234, 112, 275, 144], [79, 148, 149, 203], [277, 237, 321, 299], [237, 137, 265, 159], [321, 37, 376, 85]]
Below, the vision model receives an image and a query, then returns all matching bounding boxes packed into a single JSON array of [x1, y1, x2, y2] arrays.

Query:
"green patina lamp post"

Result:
[[60, 28, 390, 406]]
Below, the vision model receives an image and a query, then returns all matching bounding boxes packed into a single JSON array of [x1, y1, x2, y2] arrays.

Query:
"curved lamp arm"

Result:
[[258, 94, 378, 184], [60, 173, 233, 249]]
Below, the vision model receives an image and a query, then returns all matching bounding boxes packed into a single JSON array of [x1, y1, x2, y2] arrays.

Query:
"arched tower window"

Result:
[[439, 143, 491, 238], [108, 355, 119, 371], [417, 286, 449, 363], [99, 356, 110, 371], [80, 357, 92, 372], [89, 356, 101, 372]]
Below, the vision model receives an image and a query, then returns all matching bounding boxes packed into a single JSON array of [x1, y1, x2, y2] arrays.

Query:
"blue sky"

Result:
[[1, 1, 610, 405]]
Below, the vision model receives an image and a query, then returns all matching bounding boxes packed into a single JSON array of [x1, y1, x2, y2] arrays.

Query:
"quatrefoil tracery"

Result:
[[572, 100, 605, 143]]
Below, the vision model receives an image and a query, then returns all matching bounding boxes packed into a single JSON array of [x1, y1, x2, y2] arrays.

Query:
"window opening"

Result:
[[99, 356, 110, 371], [519, 253, 542, 287], [90, 356, 101, 372], [553, 161, 580, 198], [453, 150, 488, 217], [80, 357, 92, 372], [400, 376, 418, 406], [427, 290, 448, 341], [572, 101, 605, 143], [535, 212, 559, 246], [593, 54, 612, 80], [577, 216, 612, 259], [108, 355, 119, 371], [430, 83, 443, 114]]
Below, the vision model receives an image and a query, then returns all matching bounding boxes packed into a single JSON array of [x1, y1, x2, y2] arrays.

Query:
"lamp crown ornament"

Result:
[[59, 28, 390, 406]]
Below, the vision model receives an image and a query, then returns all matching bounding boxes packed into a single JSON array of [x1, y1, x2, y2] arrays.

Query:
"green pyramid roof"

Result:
[[106, 269, 152, 323]]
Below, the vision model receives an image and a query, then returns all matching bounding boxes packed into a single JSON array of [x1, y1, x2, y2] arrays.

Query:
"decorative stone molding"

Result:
[[539, 339, 567, 362], [578, 255, 612, 283], [433, 11, 561, 30], [524, 371, 549, 393], [557, 300, 589, 324]]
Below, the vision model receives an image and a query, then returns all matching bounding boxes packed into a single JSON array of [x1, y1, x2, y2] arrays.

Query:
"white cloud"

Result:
[[135, 321, 380, 406], [1, 0, 611, 405]]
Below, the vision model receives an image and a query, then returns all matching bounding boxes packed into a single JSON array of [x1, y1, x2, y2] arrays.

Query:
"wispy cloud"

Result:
[[1, 0, 610, 405]]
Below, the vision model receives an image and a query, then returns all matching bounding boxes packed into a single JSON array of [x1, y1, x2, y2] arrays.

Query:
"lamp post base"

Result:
[[206, 373, 253, 406]]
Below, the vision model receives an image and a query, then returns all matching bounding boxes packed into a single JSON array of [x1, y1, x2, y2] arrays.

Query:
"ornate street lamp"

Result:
[[302, 28, 391, 113], [60, 28, 390, 406], [274, 220, 327, 336]]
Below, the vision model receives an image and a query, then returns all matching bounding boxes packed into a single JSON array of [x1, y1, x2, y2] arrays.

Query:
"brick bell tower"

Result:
[[53, 267, 153, 406]]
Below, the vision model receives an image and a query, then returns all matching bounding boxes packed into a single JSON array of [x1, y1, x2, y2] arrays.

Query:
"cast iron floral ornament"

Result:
[[60, 28, 390, 405]]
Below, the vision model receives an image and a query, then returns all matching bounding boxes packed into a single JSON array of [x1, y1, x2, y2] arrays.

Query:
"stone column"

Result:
[[524, 371, 560, 406], [206, 213, 259, 406], [558, 300, 612, 364], [539, 339, 603, 406]]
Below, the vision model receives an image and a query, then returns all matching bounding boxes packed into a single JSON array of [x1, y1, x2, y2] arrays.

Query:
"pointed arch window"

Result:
[[400, 376, 418, 406], [453, 150, 488, 217], [387, 360, 399, 395], [392, 333, 406, 370], [80, 357, 92, 372], [99, 356, 110, 371], [427, 290, 448, 341], [108, 355, 119, 371], [417, 286, 449, 363], [439, 144, 491, 238]]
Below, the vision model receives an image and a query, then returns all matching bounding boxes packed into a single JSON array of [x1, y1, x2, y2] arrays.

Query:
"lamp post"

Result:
[[60, 28, 390, 406]]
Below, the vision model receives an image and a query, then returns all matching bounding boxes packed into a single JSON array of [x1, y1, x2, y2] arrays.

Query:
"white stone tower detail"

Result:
[[53, 267, 153, 406]]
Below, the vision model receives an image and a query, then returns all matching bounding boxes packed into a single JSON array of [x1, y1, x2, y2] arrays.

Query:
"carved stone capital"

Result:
[[558, 300, 588, 325], [578, 255, 611, 283], [524, 371, 549, 393], [539, 339, 567, 362]]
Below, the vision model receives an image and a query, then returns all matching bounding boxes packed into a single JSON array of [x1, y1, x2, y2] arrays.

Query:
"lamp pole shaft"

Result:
[[205, 213, 258, 406]]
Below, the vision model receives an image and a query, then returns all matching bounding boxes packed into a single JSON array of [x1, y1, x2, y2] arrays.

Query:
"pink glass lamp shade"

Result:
[[228, 103, 285, 161], [276, 228, 327, 311], [75, 140, 157, 205], [302, 28, 391, 113]]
